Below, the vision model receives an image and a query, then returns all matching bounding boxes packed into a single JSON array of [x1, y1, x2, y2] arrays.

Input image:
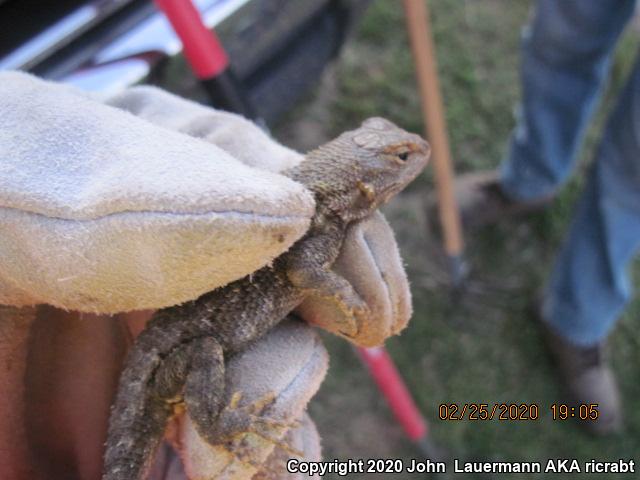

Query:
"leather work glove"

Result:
[[0, 72, 412, 480]]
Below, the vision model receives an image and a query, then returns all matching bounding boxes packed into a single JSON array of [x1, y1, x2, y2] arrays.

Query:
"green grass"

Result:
[[275, 1, 640, 478]]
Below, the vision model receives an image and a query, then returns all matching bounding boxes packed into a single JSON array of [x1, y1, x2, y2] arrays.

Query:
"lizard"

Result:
[[103, 117, 430, 480]]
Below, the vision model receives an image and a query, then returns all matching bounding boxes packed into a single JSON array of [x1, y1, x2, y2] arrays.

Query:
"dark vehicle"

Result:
[[0, 0, 367, 122]]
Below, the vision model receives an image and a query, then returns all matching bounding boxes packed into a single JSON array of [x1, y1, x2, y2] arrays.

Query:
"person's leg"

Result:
[[500, 0, 636, 201], [448, 0, 636, 229], [537, 50, 640, 434], [544, 56, 640, 347]]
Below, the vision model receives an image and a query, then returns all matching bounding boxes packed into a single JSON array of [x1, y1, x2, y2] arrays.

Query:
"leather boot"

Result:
[[428, 170, 552, 229], [540, 319, 622, 435]]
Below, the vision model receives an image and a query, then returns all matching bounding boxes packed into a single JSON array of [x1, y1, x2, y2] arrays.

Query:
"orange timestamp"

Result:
[[550, 403, 599, 421], [438, 403, 540, 421], [438, 403, 600, 422]]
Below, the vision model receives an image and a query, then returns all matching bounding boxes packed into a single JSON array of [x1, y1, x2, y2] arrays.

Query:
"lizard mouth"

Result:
[[378, 183, 403, 204]]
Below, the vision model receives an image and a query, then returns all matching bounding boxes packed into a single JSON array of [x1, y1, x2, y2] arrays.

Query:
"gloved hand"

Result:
[[0, 72, 412, 480]]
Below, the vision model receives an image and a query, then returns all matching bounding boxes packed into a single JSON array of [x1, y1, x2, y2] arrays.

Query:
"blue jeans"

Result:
[[500, 0, 640, 346]]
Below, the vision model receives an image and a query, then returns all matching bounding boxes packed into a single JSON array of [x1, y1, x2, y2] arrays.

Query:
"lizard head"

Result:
[[290, 117, 430, 222], [334, 117, 430, 220]]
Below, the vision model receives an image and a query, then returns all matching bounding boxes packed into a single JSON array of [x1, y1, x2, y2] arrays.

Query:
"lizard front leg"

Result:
[[285, 226, 369, 337]]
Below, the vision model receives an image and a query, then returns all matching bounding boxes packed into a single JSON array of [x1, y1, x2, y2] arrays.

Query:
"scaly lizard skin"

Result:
[[103, 117, 429, 480]]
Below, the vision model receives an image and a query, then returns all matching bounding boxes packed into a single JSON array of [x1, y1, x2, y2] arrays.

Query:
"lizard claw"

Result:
[[333, 292, 368, 315], [326, 293, 370, 338], [206, 391, 304, 466], [212, 391, 301, 453]]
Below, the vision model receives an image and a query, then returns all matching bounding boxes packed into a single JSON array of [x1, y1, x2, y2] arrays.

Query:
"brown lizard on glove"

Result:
[[103, 117, 430, 480]]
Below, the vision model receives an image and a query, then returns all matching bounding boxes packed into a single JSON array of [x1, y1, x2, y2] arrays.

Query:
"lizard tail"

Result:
[[102, 312, 195, 480], [102, 398, 170, 480]]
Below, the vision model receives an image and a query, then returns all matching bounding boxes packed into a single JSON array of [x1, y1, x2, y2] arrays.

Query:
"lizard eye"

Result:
[[397, 151, 409, 161]]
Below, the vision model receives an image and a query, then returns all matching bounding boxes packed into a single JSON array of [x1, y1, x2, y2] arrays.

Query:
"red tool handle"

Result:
[[358, 346, 427, 441], [155, 0, 228, 79]]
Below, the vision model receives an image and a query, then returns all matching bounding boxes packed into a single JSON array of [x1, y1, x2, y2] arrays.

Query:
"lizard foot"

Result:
[[212, 391, 303, 458], [320, 293, 370, 338], [335, 295, 370, 321], [230, 430, 303, 471]]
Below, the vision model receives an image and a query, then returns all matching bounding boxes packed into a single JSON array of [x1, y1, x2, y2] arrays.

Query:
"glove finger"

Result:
[[0, 72, 314, 313], [298, 211, 412, 347], [173, 320, 328, 479], [104, 86, 303, 173]]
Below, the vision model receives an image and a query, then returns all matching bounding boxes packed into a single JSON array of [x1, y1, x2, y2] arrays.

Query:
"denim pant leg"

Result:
[[543, 56, 640, 347], [500, 0, 635, 201]]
